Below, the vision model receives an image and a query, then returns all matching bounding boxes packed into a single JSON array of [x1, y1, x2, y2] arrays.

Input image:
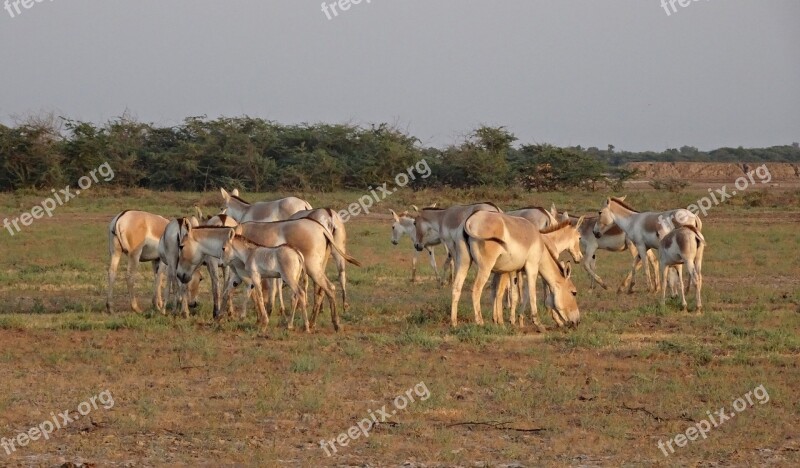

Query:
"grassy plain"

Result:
[[0, 187, 798, 466]]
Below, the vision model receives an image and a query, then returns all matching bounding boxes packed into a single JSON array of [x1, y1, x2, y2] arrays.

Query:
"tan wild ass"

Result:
[[594, 197, 702, 293], [106, 210, 169, 313], [177, 219, 360, 330], [412, 203, 503, 326], [492, 218, 585, 326], [656, 219, 706, 312], [220, 188, 312, 223], [221, 233, 308, 332], [289, 208, 352, 310], [463, 211, 581, 330]]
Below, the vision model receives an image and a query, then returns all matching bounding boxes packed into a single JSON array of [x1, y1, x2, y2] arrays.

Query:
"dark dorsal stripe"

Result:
[[611, 197, 639, 213], [540, 220, 572, 234]]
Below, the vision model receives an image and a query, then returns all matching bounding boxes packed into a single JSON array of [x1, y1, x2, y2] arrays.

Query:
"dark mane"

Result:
[[421, 207, 444, 211], [229, 194, 251, 205], [610, 197, 639, 213], [540, 220, 573, 234], [193, 225, 234, 230]]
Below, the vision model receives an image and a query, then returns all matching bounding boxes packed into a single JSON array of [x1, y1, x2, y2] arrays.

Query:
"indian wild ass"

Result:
[[656, 219, 706, 312], [412, 203, 503, 326], [594, 197, 702, 293], [463, 211, 580, 330], [106, 210, 169, 313], [221, 233, 308, 332], [220, 188, 312, 223], [158, 217, 204, 317], [390, 209, 450, 283], [177, 219, 360, 331]]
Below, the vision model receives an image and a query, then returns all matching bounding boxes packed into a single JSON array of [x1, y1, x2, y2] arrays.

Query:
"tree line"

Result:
[[1, 114, 797, 192]]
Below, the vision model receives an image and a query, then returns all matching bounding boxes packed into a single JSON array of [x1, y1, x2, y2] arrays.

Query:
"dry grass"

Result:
[[0, 188, 798, 467]]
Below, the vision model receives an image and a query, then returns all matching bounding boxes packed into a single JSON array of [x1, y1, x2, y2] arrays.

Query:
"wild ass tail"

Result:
[[108, 210, 130, 255], [319, 223, 362, 267]]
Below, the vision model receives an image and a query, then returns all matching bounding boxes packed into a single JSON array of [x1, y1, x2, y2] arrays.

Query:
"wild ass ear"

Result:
[[231, 188, 240, 196], [220, 188, 231, 202], [389, 209, 400, 222], [189, 216, 200, 227], [618, 195, 627, 201], [550, 203, 558, 218], [563, 261, 572, 279], [427, 203, 438, 208], [411, 205, 420, 213], [227, 228, 236, 240], [194, 205, 204, 219], [575, 216, 585, 230]]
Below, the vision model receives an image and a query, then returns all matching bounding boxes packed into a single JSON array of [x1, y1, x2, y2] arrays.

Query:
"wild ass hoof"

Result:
[[189, 302, 199, 309], [533, 322, 547, 333]]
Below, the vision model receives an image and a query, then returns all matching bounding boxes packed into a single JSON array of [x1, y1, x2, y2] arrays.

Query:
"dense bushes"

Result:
[[1, 114, 797, 192]]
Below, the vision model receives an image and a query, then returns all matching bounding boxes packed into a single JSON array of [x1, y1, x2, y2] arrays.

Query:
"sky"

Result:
[[0, 0, 798, 151]]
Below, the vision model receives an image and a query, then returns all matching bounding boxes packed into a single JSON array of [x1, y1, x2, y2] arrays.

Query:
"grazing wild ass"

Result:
[[221, 233, 308, 332], [463, 211, 580, 330], [493, 218, 585, 326], [177, 219, 360, 331], [412, 203, 503, 326], [656, 219, 706, 312], [594, 197, 702, 293], [220, 188, 312, 223], [390, 209, 450, 283], [106, 210, 169, 313]]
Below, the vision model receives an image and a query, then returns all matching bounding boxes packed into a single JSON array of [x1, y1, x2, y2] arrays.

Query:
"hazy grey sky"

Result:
[[1, 0, 798, 151]]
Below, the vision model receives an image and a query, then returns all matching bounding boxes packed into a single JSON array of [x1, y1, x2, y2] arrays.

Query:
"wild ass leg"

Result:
[[205, 259, 221, 319], [524, 264, 545, 332], [490, 273, 507, 325], [249, 272, 269, 333], [151, 260, 166, 313], [676, 265, 687, 312], [427, 247, 441, 282], [470, 264, 493, 326], [449, 242, 471, 328], [126, 248, 144, 313], [106, 243, 124, 313], [583, 244, 608, 290], [660, 258, 669, 308]]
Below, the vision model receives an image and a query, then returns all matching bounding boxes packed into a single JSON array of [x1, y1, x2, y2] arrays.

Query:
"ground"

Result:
[[0, 186, 798, 467]]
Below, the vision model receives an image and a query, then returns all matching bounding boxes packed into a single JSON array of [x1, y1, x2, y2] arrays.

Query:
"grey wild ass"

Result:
[[107, 210, 169, 313], [220, 188, 312, 223], [158, 217, 203, 318], [390, 209, 449, 283], [412, 203, 503, 326], [594, 197, 702, 293]]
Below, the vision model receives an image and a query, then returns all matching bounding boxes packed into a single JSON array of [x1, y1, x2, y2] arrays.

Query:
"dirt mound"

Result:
[[626, 162, 800, 183]]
